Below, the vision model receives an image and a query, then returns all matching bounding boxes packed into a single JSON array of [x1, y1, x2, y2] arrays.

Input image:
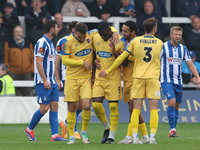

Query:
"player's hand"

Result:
[[56, 79, 62, 90], [99, 70, 107, 77], [83, 61, 92, 70], [44, 80, 51, 90], [196, 78, 200, 87], [112, 31, 119, 45], [94, 59, 101, 70]]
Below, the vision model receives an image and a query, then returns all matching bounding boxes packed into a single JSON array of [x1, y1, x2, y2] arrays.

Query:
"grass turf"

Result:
[[0, 123, 200, 150]]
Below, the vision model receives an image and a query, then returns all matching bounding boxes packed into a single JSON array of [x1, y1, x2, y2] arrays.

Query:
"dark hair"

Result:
[[143, 17, 158, 33], [124, 20, 137, 32], [69, 21, 78, 32], [0, 64, 8, 73], [97, 21, 110, 32], [43, 19, 57, 33], [75, 23, 88, 34]]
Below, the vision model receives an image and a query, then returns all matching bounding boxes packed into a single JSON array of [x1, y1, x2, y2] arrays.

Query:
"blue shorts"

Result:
[[35, 83, 59, 104], [161, 82, 183, 103]]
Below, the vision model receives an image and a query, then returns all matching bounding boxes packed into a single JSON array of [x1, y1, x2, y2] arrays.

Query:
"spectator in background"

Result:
[[107, 0, 121, 10], [136, 0, 163, 40], [176, 0, 200, 18], [15, 0, 32, 16], [135, 0, 168, 17], [46, 0, 60, 16], [80, 0, 95, 10], [0, 12, 8, 63], [0, 64, 15, 96], [4, 26, 34, 96], [0, 0, 7, 13], [61, 0, 90, 17], [176, 0, 200, 40], [25, 0, 51, 46], [90, 0, 112, 21], [15, 0, 47, 16], [114, 0, 136, 17], [52, 13, 70, 46], [2, 2, 20, 38], [184, 16, 200, 62], [182, 51, 200, 84]]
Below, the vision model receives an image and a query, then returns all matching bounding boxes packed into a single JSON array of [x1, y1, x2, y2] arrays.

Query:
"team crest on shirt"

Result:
[[38, 48, 44, 54], [86, 38, 90, 43], [62, 44, 65, 50], [56, 46, 61, 51], [155, 90, 160, 97], [75, 43, 78, 47]]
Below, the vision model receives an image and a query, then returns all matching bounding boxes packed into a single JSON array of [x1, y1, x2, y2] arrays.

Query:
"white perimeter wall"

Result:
[[0, 97, 67, 124]]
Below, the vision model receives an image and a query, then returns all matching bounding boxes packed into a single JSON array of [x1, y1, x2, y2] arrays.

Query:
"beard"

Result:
[[14, 36, 22, 41]]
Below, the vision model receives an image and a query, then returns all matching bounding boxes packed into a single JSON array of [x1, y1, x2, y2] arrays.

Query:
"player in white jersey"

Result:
[[160, 26, 200, 137], [25, 19, 66, 141]]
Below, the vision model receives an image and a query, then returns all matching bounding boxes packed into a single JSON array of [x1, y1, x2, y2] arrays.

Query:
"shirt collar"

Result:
[[168, 40, 180, 48], [43, 35, 52, 44]]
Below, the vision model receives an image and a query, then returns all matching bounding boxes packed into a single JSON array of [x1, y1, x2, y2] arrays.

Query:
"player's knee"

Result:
[[168, 99, 176, 107], [50, 102, 58, 111], [129, 105, 133, 114], [82, 103, 91, 111], [40, 105, 49, 114]]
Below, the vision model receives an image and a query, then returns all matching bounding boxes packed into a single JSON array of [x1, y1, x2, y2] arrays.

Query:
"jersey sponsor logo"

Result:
[[75, 44, 78, 47], [38, 48, 44, 54], [167, 57, 182, 64], [97, 51, 113, 58], [75, 49, 92, 57], [86, 38, 90, 43]]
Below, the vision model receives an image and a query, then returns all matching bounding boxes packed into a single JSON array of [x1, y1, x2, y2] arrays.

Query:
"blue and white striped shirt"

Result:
[[34, 35, 56, 85], [56, 35, 68, 81], [160, 41, 191, 85]]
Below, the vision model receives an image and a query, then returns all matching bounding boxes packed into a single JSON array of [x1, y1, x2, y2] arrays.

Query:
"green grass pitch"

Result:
[[0, 123, 200, 150]]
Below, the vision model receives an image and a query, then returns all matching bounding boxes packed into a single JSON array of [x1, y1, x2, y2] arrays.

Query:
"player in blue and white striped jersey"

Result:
[[25, 19, 66, 142], [160, 26, 200, 137]]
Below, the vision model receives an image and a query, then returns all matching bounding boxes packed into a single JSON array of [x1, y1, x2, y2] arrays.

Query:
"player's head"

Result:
[[122, 20, 137, 41], [170, 26, 183, 45], [98, 21, 112, 41], [74, 23, 88, 43], [43, 19, 58, 37], [69, 21, 79, 33], [0, 64, 8, 77], [143, 17, 158, 35]]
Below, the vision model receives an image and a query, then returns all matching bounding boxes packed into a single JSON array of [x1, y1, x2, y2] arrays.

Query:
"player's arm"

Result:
[[55, 55, 61, 90], [36, 56, 51, 89], [62, 55, 92, 70], [99, 51, 130, 77], [62, 40, 92, 70], [110, 26, 119, 45], [186, 60, 200, 86]]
